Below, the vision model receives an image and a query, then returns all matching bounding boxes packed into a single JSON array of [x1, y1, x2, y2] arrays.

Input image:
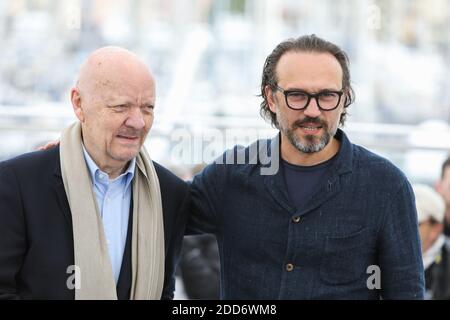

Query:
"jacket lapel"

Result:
[[263, 130, 354, 217], [295, 129, 354, 216], [262, 134, 296, 214], [52, 146, 72, 225]]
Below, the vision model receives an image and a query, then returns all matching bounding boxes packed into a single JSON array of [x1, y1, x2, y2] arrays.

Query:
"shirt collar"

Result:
[[82, 144, 136, 189]]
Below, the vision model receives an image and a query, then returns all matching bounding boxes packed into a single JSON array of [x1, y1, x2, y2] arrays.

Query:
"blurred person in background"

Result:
[[413, 184, 450, 299], [0, 47, 189, 300], [437, 156, 450, 237], [179, 234, 220, 299], [189, 35, 424, 299], [179, 164, 220, 300]]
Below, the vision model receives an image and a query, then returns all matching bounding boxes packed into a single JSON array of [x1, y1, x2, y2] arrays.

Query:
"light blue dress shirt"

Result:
[[82, 146, 135, 283]]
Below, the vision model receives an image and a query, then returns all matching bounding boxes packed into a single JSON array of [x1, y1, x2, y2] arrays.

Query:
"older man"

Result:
[[0, 47, 189, 300]]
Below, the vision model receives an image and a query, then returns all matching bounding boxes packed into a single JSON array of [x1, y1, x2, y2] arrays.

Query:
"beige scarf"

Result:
[[60, 122, 164, 300]]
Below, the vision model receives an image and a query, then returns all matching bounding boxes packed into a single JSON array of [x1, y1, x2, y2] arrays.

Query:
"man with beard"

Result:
[[189, 35, 424, 299]]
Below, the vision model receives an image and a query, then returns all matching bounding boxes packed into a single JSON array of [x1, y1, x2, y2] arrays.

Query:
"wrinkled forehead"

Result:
[[276, 51, 343, 88], [80, 60, 155, 103]]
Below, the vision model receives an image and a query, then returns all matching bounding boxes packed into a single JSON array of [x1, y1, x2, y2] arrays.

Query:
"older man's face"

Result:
[[74, 58, 155, 171]]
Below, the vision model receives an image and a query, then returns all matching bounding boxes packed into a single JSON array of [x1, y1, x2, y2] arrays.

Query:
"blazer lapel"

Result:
[[52, 146, 72, 225], [262, 134, 296, 215]]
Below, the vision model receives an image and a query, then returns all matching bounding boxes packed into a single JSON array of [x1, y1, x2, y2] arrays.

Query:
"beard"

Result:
[[282, 117, 337, 154]]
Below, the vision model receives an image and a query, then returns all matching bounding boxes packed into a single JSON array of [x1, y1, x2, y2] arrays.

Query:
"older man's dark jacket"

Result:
[[0, 146, 189, 300]]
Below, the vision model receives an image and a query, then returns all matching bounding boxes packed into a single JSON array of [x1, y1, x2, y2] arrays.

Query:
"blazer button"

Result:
[[292, 216, 301, 223], [286, 263, 294, 272]]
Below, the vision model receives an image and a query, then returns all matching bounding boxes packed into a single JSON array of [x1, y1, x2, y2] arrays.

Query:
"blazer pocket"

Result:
[[320, 227, 369, 285]]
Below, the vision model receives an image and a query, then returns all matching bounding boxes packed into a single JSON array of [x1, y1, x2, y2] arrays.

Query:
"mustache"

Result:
[[116, 129, 143, 137], [292, 117, 327, 129]]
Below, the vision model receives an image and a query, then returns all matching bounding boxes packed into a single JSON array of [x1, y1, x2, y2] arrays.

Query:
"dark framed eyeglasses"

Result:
[[274, 85, 344, 111]]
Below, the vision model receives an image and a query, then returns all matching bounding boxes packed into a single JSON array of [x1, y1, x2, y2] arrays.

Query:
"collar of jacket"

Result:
[[256, 128, 354, 175], [259, 128, 355, 215]]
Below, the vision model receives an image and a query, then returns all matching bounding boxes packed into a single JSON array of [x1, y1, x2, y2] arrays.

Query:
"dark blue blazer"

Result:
[[190, 129, 424, 299], [0, 146, 189, 300]]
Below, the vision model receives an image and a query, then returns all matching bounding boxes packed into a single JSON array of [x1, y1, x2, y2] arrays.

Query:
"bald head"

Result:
[[70, 46, 156, 179], [77, 46, 155, 100]]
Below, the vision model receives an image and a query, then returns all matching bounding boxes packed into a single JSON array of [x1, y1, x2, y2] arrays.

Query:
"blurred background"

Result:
[[1, 0, 450, 299], [1, 0, 450, 183]]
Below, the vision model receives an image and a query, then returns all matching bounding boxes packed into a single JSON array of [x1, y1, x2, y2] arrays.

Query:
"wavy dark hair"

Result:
[[260, 35, 355, 129]]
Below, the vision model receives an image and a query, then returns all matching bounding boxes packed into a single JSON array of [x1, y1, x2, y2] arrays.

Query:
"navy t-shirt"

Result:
[[282, 155, 336, 211]]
